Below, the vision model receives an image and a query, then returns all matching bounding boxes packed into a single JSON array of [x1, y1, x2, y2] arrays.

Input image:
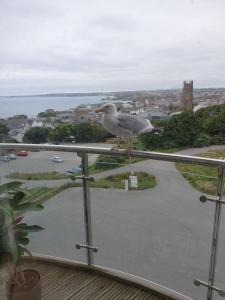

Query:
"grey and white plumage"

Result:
[[95, 103, 154, 137]]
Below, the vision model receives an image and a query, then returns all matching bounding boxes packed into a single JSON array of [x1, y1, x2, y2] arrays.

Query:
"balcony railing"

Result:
[[1, 143, 225, 300]]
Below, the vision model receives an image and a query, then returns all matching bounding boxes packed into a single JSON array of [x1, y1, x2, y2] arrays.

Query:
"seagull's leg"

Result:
[[111, 136, 121, 151], [117, 136, 121, 148], [129, 136, 134, 151], [126, 137, 133, 163]]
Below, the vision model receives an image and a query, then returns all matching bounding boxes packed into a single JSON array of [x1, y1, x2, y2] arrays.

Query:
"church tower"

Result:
[[181, 80, 193, 111]]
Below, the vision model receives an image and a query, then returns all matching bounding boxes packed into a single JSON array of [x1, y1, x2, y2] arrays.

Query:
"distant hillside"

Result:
[[3, 87, 225, 98], [14, 92, 109, 97]]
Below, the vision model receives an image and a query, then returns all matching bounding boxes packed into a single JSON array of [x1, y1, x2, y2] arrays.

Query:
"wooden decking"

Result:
[[0, 256, 192, 300]]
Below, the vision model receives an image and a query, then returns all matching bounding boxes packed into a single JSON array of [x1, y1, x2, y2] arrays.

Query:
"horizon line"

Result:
[[1, 85, 225, 98]]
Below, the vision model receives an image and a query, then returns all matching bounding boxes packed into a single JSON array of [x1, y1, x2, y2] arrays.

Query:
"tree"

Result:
[[38, 111, 56, 118], [194, 103, 225, 144], [0, 123, 9, 135], [163, 111, 200, 147], [72, 122, 114, 143], [203, 110, 225, 135], [49, 123, 73, 142], [0, 123, 9, 142], [140, 103, 225, 150], [139, 112, 200, 149], [23, 127, 50, 144], [13, 114, 27, 119], [195, 103, 225, 133]]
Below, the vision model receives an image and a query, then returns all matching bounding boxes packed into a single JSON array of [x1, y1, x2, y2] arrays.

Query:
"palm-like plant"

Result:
[[0, 181, 44, 287]]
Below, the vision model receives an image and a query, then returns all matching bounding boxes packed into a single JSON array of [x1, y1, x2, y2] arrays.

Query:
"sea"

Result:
[[0, 95, 104, 119]]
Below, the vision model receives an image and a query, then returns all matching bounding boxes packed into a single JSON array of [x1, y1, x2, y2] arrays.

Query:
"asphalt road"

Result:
[[2, 145, 225, 299]]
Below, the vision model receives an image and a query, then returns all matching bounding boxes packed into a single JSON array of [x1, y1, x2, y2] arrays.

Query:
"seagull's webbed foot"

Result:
[[111, 145, 119, 152], [125, 148, 132, 156], [126, 137, 133, 156], [111, 136, 121, 151]]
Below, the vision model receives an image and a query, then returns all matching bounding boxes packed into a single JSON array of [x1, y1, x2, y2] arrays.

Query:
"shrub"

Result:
[[139, 111, 200, 149], [211, 134, 225, 145], [193, 134, 212, 147], [138, 132, 165, 150], [95, 155, 125, 170]]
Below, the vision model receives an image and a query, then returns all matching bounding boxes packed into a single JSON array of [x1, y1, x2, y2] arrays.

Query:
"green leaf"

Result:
[[23, 225, 44, 232], [15, 223, 27, 229], [0, 209, 5, 227], [10, 191, 26, 209], [0, 182, 23, 195], [15, 224, 44, 232], [15, 231, 28, 240], [18, 237, 30, 246], [15, 203, 44, 212]]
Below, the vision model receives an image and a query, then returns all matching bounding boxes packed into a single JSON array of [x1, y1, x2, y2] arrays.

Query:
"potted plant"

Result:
[[0, 181, 44, 300]]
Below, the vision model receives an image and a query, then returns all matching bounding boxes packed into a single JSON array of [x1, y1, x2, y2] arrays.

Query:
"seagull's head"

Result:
[[95, 103, 117, 114]]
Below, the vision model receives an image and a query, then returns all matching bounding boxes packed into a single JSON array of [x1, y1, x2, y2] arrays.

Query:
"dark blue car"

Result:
[[65, 166, 82, 174]]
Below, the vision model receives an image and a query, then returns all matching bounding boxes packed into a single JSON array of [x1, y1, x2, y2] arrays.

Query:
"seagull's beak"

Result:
[[95, 107, 104, 113]]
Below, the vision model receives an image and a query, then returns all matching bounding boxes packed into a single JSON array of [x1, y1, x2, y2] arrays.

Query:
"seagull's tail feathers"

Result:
[[138, 126, 154, 134], [138, 119, 154, 134]]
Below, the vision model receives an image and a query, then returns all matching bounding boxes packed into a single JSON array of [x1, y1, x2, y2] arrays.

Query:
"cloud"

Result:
[[89, 13, 138, 33], [0, 0, 225, 95]]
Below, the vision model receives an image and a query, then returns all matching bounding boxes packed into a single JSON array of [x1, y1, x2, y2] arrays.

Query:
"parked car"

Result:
[[16, 150, 28, 157], [9, 153, 17, 160], [65, 166, 81, 174], [0, 155, 10, 162], [51, 156, 64, 163]]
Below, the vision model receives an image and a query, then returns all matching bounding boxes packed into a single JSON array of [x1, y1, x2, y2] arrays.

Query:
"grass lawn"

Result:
[[22, 182, 81, 204], [90, 171, 156, 190], [6, 171, 69, 180], [89, 156, 146, 174], [176, 150, 225, 195], [146, 147, 187, 153], [21, 171, 156, 205], [108, 137, 186, 153]]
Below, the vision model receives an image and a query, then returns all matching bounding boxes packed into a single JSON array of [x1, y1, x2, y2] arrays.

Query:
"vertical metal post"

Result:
[[207, 167, 225, 300], [81, 153, 94, 266]]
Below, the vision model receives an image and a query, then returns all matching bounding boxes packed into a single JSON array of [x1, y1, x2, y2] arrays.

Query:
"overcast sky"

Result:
[[0, 0, 225, 95]]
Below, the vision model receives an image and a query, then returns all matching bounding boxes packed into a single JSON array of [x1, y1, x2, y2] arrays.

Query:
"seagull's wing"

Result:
[[117, 114, 152, 134]]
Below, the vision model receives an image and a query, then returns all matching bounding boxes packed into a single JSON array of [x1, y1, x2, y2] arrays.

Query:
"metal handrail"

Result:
[[1, 143, 225, 167]]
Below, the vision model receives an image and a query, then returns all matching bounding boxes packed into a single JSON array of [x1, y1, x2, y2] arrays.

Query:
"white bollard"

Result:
[[124, 179, 129, 191]]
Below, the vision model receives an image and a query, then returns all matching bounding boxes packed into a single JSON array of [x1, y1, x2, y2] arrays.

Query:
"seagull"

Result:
[[95, 103, 156, 150]]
